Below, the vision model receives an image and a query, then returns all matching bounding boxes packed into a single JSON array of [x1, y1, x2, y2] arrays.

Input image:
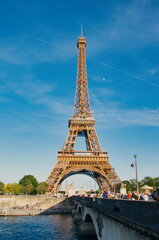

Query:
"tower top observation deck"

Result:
[[77, 26, 86, 47]]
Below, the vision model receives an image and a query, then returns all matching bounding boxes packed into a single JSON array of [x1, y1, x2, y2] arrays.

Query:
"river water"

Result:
[[0, 215, 97, 240]]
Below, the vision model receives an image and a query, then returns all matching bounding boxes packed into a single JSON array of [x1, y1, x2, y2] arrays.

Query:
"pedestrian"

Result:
[[143, 193, 149, 201], [152, 187, 159, 202], [127, 191, 132, 200], [106, 191, 109, 198], [103, 191, 106, 198], [139, 193, 144, 200]]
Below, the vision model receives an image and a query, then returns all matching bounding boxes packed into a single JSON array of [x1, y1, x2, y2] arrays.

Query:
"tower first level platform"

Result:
[[47, 151, 120, 194]]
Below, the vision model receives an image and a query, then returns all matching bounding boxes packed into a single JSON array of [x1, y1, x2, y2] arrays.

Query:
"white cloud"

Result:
[[0, 1, 158, 66], [6, 76, 55, 97], [4, 76, 72, 117], [87, 0, 159, 53], [95, 107, 159, 128], [49, 100, 72, 116], [0, 33, 77, 65]]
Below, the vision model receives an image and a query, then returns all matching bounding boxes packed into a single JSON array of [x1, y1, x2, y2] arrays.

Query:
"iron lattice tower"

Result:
[[47, 28, 121, 194]]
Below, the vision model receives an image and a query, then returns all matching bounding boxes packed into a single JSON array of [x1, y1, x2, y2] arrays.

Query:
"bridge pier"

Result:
[[73, 212, 83, 221], [72, 207, 97, 237], [77, 222, 97, 236], [72, 209, 77, 215]]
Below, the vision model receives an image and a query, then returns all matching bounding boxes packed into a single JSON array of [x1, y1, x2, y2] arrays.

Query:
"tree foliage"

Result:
[[141, 176, 159, 190], [19, 175, 38, 194], [3, 183, 20, 195], [36, 182, 48, 194], [19, 175, 38, 188], [20, 183, 34, 195], [0, 181, 5, 192], [118, 176, 159, 193], [130, 179, 137, 191]]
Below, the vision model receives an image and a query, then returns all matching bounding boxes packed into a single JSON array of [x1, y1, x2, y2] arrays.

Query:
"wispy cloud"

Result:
[[4, 75, 72, 116], [89, 58, 159, 88], [7, 73, 158, 129], [48, 100, 72, 116], [0, 0, 156, 66], [90, 87, 117, 109], [0, 33, 77, 65], [11, 126, 34, 133], [5, 76, 55, 98], [95, 107, 159, 129], [86, 0, 159, 53], [90, 87, 159, 128]]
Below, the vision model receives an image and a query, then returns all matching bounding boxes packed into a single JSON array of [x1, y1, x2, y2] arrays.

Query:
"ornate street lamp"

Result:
[[131, 154, 139, 197]]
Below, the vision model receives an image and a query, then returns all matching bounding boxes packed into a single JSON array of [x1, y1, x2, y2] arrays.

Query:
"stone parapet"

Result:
[[0, 196, 73, 216]]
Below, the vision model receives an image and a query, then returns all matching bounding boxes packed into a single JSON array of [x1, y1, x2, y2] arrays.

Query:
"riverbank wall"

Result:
[[0, 195, 73, 216]]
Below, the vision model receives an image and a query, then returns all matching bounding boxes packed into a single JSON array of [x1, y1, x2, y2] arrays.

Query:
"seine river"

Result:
[[0, 215, 97, 240]]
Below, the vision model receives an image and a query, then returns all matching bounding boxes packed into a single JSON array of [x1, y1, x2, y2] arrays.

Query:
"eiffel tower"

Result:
[[47, 28, 121, 194]]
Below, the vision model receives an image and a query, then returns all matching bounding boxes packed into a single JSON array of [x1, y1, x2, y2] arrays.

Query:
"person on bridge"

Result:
[[152, 187, 159, 202], [103, 191, 109, 198], [143, 193, 149, 201], [127, 192, 132, 199]]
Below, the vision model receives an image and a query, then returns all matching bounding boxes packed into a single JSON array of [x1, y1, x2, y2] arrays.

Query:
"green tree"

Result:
[[130, 179, 137, 191], [19, 175, 38, 194], [36, 182, 48, 194], [0, 181, 5, 193], [154, 177, 159, 188], [3, 183, 20, 195], [13, 183, 20, 195], [141, 176, 159, 190], [3, 183, 14, 194], [141, 176, 154, 186], [20, 183, 34, 195]]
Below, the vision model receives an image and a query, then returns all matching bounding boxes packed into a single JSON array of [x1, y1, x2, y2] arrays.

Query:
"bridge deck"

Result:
[[73, 196, 159, 238]]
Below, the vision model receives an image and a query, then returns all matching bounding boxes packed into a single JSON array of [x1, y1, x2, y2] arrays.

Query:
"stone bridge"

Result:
[[72, 196, 159, 240]]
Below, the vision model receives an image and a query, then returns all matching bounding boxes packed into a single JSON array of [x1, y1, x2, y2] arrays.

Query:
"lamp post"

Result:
[[131, 154, 139, 197]]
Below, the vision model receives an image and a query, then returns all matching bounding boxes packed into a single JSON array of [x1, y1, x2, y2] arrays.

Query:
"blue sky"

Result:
[[0, 0, 159, 188]]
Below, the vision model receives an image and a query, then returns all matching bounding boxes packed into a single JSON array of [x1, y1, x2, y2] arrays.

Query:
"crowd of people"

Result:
[[83, 187, 159, 201], [102, 191, 149, 200]]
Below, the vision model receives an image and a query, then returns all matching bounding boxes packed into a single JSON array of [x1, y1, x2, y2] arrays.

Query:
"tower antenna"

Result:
[[81, 25, 83, 37]]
